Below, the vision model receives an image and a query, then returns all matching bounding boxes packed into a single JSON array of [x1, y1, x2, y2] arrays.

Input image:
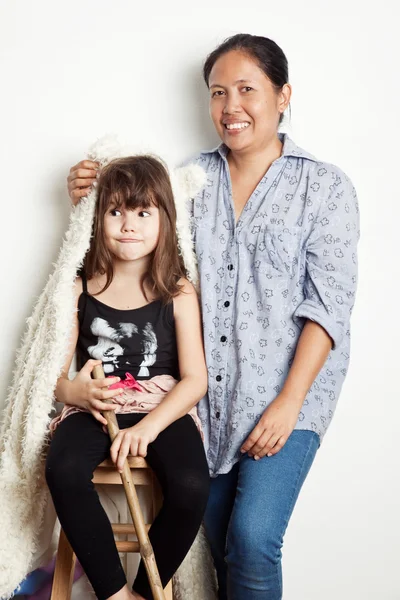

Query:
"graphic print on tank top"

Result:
[[87, 316, 158, 377]]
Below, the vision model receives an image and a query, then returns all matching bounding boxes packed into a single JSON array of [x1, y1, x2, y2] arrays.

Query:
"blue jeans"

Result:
[[204, 430, 320, 600]]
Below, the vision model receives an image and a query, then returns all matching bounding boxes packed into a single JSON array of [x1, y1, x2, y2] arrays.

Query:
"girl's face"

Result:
[[103, 203, 160, 264], [208, 50, 291, 153]]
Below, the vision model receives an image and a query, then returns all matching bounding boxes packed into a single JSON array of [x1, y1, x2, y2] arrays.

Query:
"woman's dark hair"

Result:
[[83, 155, 186, 304], [203, 33, 289, 123]]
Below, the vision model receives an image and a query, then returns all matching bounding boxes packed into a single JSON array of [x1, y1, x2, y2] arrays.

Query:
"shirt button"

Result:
[[227, 264, 234, 271], [216, 411, 220, 419], [216, 375, 222, 382], [224, 301, 230, 307], [220, 336, 227, 343]]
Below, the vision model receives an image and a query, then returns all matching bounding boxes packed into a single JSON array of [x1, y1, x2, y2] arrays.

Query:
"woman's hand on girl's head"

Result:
[[67, 160, 99, 206], [110, 421, 160, 472], [71, 359, 124, 426]]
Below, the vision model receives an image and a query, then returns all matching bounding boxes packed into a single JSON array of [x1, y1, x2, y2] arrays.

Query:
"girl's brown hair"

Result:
[[83, 155, 186, 304]]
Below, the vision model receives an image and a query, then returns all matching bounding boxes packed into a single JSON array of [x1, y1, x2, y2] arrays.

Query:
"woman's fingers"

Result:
[[68, 169, 98, 187], [68, 177, 97, 190], [265, 435, 287, 457], [247, 429, 274, 458], [67, 160, 99, 204], [243, 423, 289, 460], [68, 165, 97, 178], [69, 160, 99, 174], [240, 424, 263, 454], [253, 432, 282, 459], [251, 432, 288, 460]]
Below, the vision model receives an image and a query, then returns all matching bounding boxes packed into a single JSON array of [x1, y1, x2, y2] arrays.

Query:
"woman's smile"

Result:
[[223, 121, 251, 135]]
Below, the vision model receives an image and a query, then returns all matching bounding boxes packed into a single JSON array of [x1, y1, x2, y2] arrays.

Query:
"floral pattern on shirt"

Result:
[[186, 134, 360, 476]]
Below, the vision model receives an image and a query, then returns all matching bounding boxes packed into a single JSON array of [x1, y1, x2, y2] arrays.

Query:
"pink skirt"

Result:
[[49, 373, 203, 439]]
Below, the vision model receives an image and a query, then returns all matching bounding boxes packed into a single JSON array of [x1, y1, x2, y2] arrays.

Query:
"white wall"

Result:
[[1, 1, 399, 598]]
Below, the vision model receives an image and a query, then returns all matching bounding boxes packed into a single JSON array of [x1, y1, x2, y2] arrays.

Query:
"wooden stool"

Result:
[[51, 456, 173, 600]]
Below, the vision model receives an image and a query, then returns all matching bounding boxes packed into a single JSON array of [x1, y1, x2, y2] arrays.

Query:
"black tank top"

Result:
[[76, 272, 179, 381]]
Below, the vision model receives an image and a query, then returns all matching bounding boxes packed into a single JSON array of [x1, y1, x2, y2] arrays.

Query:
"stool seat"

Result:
[[93, 457, 153, 485], [99, 456, 149, 468], [50, 455, 173, 599]]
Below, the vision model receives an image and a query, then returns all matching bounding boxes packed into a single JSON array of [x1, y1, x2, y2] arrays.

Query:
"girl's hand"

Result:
[[67, 160, 99, 206], [240, 394, 300, 460], [110, 421, 160, 472], [70, 359, 123, 425]]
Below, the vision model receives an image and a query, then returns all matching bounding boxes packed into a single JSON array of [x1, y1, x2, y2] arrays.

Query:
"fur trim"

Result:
[[0, 136, 213, 599], [170, 165, 206, 287]]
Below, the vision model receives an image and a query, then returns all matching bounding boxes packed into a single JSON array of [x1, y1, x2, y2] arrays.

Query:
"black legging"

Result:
[[46, 412, 210, 600]]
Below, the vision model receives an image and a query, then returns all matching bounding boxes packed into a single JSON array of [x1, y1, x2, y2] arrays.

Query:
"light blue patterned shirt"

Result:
[[187, 134, 359, 476]]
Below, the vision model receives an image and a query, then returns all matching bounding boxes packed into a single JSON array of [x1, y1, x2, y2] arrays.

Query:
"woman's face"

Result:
[[208, 50, 291, 153]]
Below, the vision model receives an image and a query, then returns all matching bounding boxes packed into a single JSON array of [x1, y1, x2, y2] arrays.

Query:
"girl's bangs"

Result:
[[107, 178, 158, 211]]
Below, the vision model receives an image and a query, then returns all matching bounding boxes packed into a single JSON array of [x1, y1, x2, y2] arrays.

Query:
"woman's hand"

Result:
[[240, 394, 301, 460], [110, 420, 161, 472], [68, 359, 123, 425], [67, 160, 99, 206]]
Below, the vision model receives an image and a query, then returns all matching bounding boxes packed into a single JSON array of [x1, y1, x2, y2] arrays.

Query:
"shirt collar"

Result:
[[205, 133, 318, 163]]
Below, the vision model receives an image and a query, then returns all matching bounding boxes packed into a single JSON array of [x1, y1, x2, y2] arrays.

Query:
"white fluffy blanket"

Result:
[[0, 136, 217, 599]]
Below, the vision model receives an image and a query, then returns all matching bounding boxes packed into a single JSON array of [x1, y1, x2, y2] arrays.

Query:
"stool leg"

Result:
[[164, 579, 173, 600], [51, 528, 76, 600], [152, 474, 174, 600]]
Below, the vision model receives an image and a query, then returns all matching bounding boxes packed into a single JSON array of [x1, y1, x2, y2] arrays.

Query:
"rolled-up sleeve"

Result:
[[294, 169, 360, 349]]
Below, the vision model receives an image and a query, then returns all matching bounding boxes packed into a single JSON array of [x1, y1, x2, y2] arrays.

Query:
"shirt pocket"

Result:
[[257, 225, 302, 278]]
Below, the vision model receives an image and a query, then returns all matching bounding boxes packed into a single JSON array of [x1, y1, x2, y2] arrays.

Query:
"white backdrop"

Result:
[[1, 1, 399, 598]]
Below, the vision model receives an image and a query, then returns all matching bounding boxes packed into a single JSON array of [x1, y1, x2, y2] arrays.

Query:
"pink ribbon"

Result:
[[107, 372, 143, 392]]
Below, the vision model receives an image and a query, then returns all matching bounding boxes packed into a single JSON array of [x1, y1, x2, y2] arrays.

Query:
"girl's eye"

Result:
[[211, 90, 225, 98], [138, 210, 151, 218], [241, 86, 253, 92], [110, 208, 122, 217]]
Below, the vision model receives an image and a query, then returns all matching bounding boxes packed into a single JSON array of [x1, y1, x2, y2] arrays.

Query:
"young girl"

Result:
[[45, 155, 210, 600]]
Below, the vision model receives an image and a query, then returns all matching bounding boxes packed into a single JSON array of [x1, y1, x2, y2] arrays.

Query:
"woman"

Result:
[[68, 34, 359, 600]]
